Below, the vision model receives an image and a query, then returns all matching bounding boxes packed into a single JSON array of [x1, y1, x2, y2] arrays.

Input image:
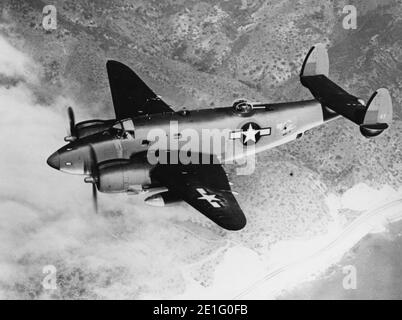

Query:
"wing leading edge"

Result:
[[151, 156, 246, 231], [106, 60, 173, 119]]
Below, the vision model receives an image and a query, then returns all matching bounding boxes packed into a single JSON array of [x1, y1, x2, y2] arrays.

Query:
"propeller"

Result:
[[84, 144, 99, 213], [92, 183, 98, 213], [65, 106, 77, 142]]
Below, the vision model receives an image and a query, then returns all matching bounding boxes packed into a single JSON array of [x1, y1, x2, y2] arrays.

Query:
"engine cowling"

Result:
[[144, 191, 182, 207], [96, 159, 154, 193]]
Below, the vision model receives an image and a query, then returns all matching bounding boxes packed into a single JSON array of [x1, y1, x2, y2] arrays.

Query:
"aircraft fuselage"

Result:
[[48, 99, 330, 185]]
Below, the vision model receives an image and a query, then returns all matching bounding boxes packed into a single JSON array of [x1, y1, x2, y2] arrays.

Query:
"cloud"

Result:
[[0, 35, 198, 299], [0, 37, 38, 83]]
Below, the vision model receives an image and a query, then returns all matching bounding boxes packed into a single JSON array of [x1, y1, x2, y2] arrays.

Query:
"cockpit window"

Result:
[[113, 119, 135, 139], [113, 123, 123, 130], [122, 119, 135, 132]]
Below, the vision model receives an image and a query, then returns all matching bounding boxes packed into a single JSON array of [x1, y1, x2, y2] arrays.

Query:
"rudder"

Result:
[[360, 88, 393, 137], [300, 43, 329, 78]]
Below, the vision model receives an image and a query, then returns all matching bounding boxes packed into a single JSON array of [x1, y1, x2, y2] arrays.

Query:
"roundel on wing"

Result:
[[241, 122, 261, 145]]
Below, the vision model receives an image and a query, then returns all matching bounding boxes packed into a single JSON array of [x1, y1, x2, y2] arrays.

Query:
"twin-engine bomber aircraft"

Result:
[[47, 44, 393, 231]]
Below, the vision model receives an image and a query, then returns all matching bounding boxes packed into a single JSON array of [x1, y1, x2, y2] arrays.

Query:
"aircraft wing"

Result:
[[151, 158, 247, 231], [106, 60, 173, 119]]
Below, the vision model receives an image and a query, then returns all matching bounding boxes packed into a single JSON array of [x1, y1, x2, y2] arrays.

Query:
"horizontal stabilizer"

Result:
[[300, 45, 393, 138]]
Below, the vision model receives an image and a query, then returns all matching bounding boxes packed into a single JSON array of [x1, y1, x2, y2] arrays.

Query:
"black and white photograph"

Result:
[[0, 0, 401, 304]]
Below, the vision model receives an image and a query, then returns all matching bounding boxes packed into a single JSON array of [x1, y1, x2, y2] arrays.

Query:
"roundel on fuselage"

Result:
[[241, 122, 262, 145]]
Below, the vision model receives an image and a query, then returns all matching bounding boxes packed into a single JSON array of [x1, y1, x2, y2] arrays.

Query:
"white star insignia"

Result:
[[196, 188, 221, 208], [242, 123, 259, 143], [229, 124, 271, 144]]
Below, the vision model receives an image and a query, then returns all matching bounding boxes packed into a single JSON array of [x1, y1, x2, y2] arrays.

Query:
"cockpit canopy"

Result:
[[113, 118, 135, 132], [113, 118, 135, 138], [232, 99, 254, 116]]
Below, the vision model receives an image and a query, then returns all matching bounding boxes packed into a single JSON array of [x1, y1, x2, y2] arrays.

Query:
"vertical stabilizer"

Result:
[[300, 44, 329, 77]]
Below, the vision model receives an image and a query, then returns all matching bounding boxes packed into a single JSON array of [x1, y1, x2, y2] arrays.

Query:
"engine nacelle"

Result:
[[144, 191, 182, 207], [97, 160, 153, 193]]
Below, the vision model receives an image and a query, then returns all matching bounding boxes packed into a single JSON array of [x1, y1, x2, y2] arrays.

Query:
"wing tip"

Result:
[[221, 216, 247, 231], [106, 60, 129, 71]]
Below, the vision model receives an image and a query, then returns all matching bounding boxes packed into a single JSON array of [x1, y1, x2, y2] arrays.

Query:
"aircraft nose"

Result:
[[47, 151, 60, 170]]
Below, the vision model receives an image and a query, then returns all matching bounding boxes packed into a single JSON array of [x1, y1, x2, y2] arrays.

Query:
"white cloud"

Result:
[[340, 183, 399, 211], [0, 36, 195, 299], [0, 37, 39, 83]]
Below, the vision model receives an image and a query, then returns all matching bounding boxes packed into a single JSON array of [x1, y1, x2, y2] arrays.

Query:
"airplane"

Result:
[[47, 44, 393, 231]]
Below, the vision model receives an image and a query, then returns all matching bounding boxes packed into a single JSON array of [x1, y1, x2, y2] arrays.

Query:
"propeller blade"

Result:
[[92, 183, 98, 213], [87, 144, 99, 214], [67, 106, 76, 137], [88, 144, 98, 176]]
